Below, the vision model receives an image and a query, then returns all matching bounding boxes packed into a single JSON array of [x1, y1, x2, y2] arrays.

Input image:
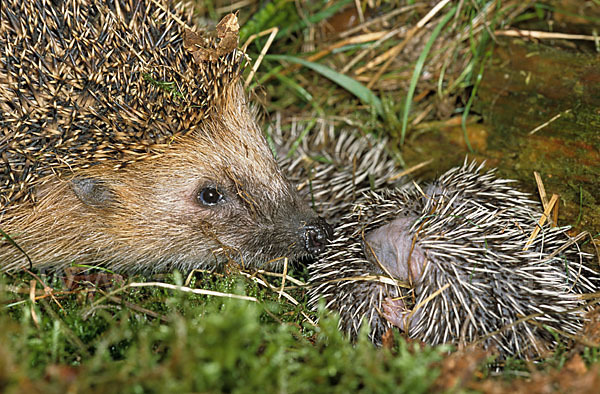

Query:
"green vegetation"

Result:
[[0, 272, 443, 393]]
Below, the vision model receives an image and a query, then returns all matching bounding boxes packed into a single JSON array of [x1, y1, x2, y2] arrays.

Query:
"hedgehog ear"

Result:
[[70, 177, 115, 208]]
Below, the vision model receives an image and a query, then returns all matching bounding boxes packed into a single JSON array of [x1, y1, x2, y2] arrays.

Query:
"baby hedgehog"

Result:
[[0, 0, 331, 273], [308, 160, 597, 359], [271, 119, 400, 225]]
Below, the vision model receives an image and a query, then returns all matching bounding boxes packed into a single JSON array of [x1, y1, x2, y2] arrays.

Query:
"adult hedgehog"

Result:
[[0, 0, 331, 272]]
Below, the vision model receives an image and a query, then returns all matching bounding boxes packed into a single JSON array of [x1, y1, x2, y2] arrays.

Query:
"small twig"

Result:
[[240, 272, 297, 305], [100, 294, 171, 323], [406, 283, 450, 323], [411, 102, 434, 126], [240, 271, 317, 327], [523, 194, 559, 250], [340, 28, 404, 74], [128, 282, 258, 301], [319, 275, 408, 288], [353, 0, 364, 24], [533, 171, 556, 227], [215, 0, 253, 14], [339, 4, 422, 38], [255, 269, 306, 286], [0, 228, 33, 270], [531, 176, 557, 229], [496, 29, 598, 41], [534, 172, 549, 210], [275, 31, 388, 81], [528, 110, 570, 135], [358, 0, 452, 88], [23, 268, 64, 309], [243, 27, 279, 89], [92, 282, 257, 308], [29, 280, 40, 327], [278, 258, 289, 300], [389, 159, 433, 181], [545, 231, 588, 261]]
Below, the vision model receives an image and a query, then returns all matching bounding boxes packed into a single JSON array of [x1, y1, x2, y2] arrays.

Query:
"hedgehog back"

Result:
[[0, 0, 243, 208]]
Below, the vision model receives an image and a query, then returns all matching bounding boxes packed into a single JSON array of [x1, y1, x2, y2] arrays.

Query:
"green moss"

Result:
[[0, 273, 444, 393]]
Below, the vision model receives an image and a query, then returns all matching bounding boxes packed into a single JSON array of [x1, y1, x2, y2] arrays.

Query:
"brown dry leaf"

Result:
[[381, 328, 396, 349], [185, 13, 239, 62], [63, 267, 124, 291], [582, 307, 600, 345], [474, 376, 551, 394], [563, 354, 588, 376], [472, 354, 600, 394], [184, 29, 216, 63], [552, 354, 600, 394], [433, 346, 491, 392], [45, 364, 80, 385], [215, 13, 239, 55]]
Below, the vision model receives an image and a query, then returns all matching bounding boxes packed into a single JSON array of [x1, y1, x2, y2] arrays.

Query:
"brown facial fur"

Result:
[[0, 1, 330, 272], [1, 87, 324, 272]]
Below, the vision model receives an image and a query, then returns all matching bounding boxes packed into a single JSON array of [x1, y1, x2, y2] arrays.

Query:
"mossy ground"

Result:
[[2, 0, 600, 392], [0, 271, 444, 393]]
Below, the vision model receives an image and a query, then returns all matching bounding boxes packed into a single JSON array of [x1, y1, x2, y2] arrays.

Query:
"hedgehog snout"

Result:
[[301, 217, 333, 255]]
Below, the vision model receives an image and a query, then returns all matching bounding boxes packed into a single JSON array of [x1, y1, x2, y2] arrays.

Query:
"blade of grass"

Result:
[[0, 228, 32, 269], [400, 6, 457, 145], [576, 185, 583, 226], [274, 73, 313, 103], [461, 26, 493, 153], [272, 73, 325, 157], [288, 118, 317, 159], [268, 54, 383, 116]]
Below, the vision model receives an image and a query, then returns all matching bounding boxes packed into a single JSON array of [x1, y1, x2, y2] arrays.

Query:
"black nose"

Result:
[[301, 217, 334, 255]]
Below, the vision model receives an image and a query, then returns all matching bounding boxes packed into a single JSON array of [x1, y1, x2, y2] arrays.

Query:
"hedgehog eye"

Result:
[[197, 187, 224, 206]]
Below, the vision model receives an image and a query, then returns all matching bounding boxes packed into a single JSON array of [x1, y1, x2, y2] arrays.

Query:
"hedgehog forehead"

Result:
[[204, 104, 292, 198], [158, 126, 292, 206]]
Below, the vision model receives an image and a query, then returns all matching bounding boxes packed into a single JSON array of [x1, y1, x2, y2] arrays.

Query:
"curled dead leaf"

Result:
[[184, 13, 239, 62]]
